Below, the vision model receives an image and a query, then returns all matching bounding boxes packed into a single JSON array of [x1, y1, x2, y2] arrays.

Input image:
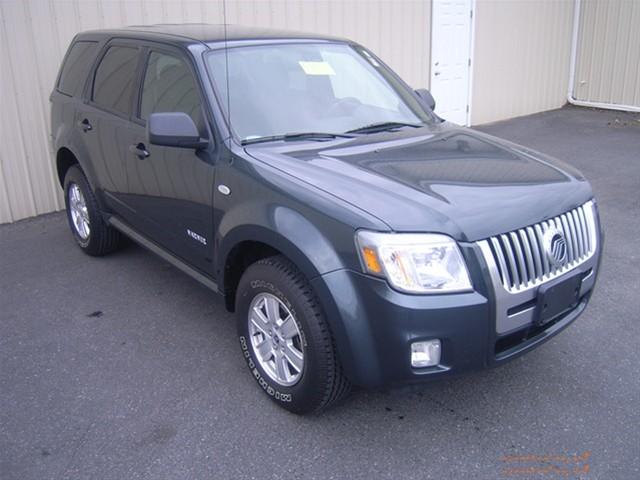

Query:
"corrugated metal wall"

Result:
[[1, 0, 636, 224], [470, 0, 575, 125], [573, 0, 640, 107], [0, 0, 432, 224]]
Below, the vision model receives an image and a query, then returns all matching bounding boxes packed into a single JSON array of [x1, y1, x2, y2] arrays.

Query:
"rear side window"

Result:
[[92, 46, 139, 115], [57, 41, 98, 96]]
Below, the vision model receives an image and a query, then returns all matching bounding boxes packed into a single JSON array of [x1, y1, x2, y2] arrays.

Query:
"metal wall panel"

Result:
[[573, 0, 640, 107], [0, 0, 432, 223], [471, 0, 575, 125]]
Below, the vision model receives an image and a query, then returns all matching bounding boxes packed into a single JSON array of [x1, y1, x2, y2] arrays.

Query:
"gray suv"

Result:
[[50, 24, 603, 413]]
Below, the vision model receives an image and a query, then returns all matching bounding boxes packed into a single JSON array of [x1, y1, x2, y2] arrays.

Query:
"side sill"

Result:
[[108, 216, 219, 293]]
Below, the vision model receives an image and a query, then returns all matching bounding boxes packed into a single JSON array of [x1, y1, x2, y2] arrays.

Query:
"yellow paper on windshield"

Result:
[[298, 61, 335, 76]]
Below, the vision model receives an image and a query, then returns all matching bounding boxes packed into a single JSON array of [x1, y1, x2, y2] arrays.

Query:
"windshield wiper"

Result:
[[346, 121, 423, 134], [241, 132, 353, 145]]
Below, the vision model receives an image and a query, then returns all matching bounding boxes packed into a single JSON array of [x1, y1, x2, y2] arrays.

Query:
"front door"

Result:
[[430, 0, 474, 125], [123, 47, 216, 275]]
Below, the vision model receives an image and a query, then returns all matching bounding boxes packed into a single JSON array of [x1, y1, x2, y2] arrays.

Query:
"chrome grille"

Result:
[[482, 201, 598, 293]]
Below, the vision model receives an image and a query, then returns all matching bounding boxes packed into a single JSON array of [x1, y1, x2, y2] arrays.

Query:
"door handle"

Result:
[[129, 143, 150, 159], [78, 118, 92, 132]]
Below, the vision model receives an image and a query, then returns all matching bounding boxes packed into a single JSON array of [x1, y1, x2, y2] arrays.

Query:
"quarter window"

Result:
[[92, 46, 139, 115], [140, 52, 202, 126], [58, 41, 98, 96]]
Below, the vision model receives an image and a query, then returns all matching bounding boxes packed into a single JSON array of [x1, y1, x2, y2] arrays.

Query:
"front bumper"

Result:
[[311, 236, 602, 389]]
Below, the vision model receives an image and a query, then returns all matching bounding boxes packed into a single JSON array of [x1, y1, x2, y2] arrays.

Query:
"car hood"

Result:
[[244, 124, 593, 242]]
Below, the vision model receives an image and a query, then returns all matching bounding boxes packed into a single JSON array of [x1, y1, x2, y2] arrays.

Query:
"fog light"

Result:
[[411, 340, 441, 368]]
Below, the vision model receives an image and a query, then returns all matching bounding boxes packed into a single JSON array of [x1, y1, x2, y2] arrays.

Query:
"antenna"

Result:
[[222, 0, 231, 148]]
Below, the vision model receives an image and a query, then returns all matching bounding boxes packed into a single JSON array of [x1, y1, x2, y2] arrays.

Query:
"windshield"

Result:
[[205, 43, 435, 143]]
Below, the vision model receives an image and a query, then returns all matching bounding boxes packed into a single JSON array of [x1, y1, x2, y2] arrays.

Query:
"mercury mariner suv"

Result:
[[50, 25, 603, 413]]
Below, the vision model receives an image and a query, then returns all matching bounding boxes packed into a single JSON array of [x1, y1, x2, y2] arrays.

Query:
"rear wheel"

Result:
[[63, 165, 123, 256], [235, 255, 351, 414]]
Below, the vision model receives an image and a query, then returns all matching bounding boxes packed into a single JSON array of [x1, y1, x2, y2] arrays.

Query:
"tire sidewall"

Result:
[[236, 264, 325, 412]]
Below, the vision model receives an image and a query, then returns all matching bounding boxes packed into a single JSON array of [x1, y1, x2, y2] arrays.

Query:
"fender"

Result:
[[218, 203, 348, 285]]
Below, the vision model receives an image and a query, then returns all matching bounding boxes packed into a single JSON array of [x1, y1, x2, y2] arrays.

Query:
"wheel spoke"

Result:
[[279, 315, 298, 339], [255, 338, 273, 361], [252, 305, 271, 327], [265, 296, 281, 323], [275, 352, 289, 382], [250, 314, 269, 337], [283, 343, 303, 372]]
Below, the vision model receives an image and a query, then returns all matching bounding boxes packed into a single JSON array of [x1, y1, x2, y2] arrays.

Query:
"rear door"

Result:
[[75, 41, 141, 221], [122, 45, 216, 275]]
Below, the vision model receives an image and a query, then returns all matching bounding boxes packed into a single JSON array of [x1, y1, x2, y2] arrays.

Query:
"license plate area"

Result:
[[535, 274, 582, 325]]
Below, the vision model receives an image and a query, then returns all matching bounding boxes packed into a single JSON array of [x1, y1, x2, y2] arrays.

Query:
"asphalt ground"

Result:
[[1, 106, 639, 479]]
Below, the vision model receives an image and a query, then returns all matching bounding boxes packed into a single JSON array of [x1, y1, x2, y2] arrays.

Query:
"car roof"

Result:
[[76, 23, 348, 47]]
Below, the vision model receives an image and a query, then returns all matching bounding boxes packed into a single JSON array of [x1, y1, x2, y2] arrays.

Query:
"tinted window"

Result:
[[140, 52, 202, 126], [58, 41, 98, 96], [92, 46, 139, 115]]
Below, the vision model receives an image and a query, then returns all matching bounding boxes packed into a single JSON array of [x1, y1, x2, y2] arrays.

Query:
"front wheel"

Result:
[[235, 255, 351, 414]]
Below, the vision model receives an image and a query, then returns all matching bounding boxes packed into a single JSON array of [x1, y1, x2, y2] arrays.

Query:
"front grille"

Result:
[[483, 201, 597, 293]]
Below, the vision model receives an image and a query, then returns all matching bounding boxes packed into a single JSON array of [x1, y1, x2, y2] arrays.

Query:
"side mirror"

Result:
[[148, 112, 208, 149], [415, 88, 436, 111]]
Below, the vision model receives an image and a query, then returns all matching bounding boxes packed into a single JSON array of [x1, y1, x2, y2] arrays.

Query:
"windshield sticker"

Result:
[[298, 61, 336, 76]]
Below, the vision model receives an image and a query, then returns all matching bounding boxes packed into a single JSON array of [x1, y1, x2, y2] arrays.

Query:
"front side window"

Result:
[[140, 52, 202, 127], [92, 46, 138, 115], [206, 43, 434, 142]]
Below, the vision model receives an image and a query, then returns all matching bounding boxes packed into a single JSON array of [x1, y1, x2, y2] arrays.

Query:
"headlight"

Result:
[[355, 231, 472, 294]]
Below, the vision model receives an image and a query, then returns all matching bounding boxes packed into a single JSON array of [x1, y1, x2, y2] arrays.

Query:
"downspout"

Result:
[[567, 0, 640, 112]]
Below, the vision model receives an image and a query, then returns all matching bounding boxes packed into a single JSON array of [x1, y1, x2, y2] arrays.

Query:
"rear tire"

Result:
[[63, 165, 123, 256], [235, 255, 351, 414]]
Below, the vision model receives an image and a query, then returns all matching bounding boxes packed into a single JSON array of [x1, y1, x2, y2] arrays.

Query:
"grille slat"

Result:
[[510, 231, 528, 286], [526, 226, 543, 279], [560, 215, 574, 263], [490, 237, 510, 288], [482, 202, 597, 292], [519, 229, 536, 284], [572, 209, 585, 258], [566, 211, 580, 261], [533, 224, 549, 276], [577, 206, 589, 254], [501, 234, 520, 287]]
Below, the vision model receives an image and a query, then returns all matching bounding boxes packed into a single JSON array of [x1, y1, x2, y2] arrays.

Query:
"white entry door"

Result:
[[430, 0, 474, 125]]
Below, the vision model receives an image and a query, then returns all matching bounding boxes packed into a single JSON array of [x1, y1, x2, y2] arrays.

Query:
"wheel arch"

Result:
[[220, 223, 341, 312], [56, 147, 80, 187]]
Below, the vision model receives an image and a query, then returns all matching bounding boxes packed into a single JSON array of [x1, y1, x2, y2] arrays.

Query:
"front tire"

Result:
[[63, 165, 123, 256], [236, 255, 351, 414]]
